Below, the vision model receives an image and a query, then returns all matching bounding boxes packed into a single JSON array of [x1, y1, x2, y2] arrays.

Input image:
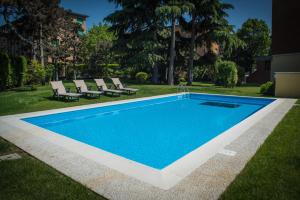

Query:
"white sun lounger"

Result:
[[111, 78, 139, 94], [94, 79, 122, 96], [73, 80, 103, 98], [50, 81, 82, 101]]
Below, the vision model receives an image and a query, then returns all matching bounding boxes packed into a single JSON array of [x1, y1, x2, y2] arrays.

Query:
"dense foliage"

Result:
[[215, 60, 238, 87], [105, 0, 241, 86], [260, 81, 274, 96], [0, 0, 271, 89], [0, 0, 68, 65], [0, 51, 12, 90], [27, 60, 46, 85], [80, 25, 117, 77], [231, 19, 271, 72], [13, 56, 27, 87]]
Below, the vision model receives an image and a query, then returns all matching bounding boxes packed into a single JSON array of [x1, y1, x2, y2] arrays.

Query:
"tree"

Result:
[[46, 13, 85, 80], [63, 15, 85, 80], [105, 0, 166, 83], [80, 24, 116, 70], [214, 24, 245, 60], [156, 0, 193, 85], [179, 0, 234, 85], [234, 19, 271, 72], [0, 0, 68, 66], [0, 51, 12, 90]]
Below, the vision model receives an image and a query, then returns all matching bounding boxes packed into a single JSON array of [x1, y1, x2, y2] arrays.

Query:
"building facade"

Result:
[[272, 0, 300, 97], [247, 56, 271, 84], [271, 0, 300, 77]]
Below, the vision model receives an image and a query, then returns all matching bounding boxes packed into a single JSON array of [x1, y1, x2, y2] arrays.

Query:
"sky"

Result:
[[60, 0, 272, 30]]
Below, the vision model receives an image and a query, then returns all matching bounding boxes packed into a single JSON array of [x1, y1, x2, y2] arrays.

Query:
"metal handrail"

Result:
[[176, 84, 189, 93]]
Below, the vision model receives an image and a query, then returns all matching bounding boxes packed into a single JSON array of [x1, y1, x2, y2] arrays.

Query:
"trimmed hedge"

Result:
[[135, 72, 148, 83], [14, 56, 27, 87]]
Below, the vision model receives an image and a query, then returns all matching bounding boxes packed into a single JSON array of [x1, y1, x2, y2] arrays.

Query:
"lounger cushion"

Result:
[[123, 88, 139, 92], [83, 91, 103, 95], [50, 81, 67, 94], [94, 79, 108, 90], [60, 93, 82, 97], [74, 80, 89, 92]]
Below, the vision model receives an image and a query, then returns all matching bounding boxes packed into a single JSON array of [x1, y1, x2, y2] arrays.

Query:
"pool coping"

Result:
[[0, 93, 296, 199]]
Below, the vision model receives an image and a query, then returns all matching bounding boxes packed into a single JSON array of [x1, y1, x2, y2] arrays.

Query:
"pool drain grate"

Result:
[[219, 149, 237, 156]]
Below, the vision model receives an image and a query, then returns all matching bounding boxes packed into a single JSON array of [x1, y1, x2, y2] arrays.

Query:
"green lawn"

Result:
[[0, 82, 299, 200], [0, 138, 107, 200], [220, 104, 300, 200], [0, 81, 261, 116]]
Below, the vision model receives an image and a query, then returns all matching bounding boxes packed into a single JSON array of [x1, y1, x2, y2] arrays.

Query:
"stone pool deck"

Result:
[[0, 96, 296, 200]]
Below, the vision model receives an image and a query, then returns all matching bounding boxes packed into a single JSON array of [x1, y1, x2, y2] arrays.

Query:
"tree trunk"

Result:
[[39, 24, 45, 67], [73, 70, 77, 80], [32, 40, 37, 60], [73, 45, 77, 80], [187, 14, 196, 86], [168, 16, 176, 86], [151, 64, 159, 84], [55, 64, 59, 81], [165, 67, 168, 83]]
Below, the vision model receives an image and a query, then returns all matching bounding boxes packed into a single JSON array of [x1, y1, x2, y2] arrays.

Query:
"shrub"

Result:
[[179, 77, 186, 82], [26, 60, 46, 84], [0, 51, 12, 90], [135, 72, 148, 83], [45, 64, 54, 82], [14, 56, 27, 87], [123, 67, 136, 79], [215, 60, 238, 87], [260, 81, 274, 95]]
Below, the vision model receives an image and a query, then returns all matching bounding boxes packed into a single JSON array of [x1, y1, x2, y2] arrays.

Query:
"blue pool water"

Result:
[[23, 94, 274, 169]]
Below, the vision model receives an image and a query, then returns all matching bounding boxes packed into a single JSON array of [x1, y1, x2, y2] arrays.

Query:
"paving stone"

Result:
[[0, 153, 21, 161]]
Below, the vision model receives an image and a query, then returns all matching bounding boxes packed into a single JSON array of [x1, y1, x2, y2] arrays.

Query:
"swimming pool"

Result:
[[23, 93, 274, 170]]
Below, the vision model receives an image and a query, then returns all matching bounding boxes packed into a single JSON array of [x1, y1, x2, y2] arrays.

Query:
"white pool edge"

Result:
[[0, 93, 293, 190]]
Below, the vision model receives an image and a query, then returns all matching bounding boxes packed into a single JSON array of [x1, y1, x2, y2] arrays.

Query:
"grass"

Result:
[[0, 82, 298, 199], [220, 104, 300, 200], [0, 80, 262, 116], [0, 138, 107, 200]]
